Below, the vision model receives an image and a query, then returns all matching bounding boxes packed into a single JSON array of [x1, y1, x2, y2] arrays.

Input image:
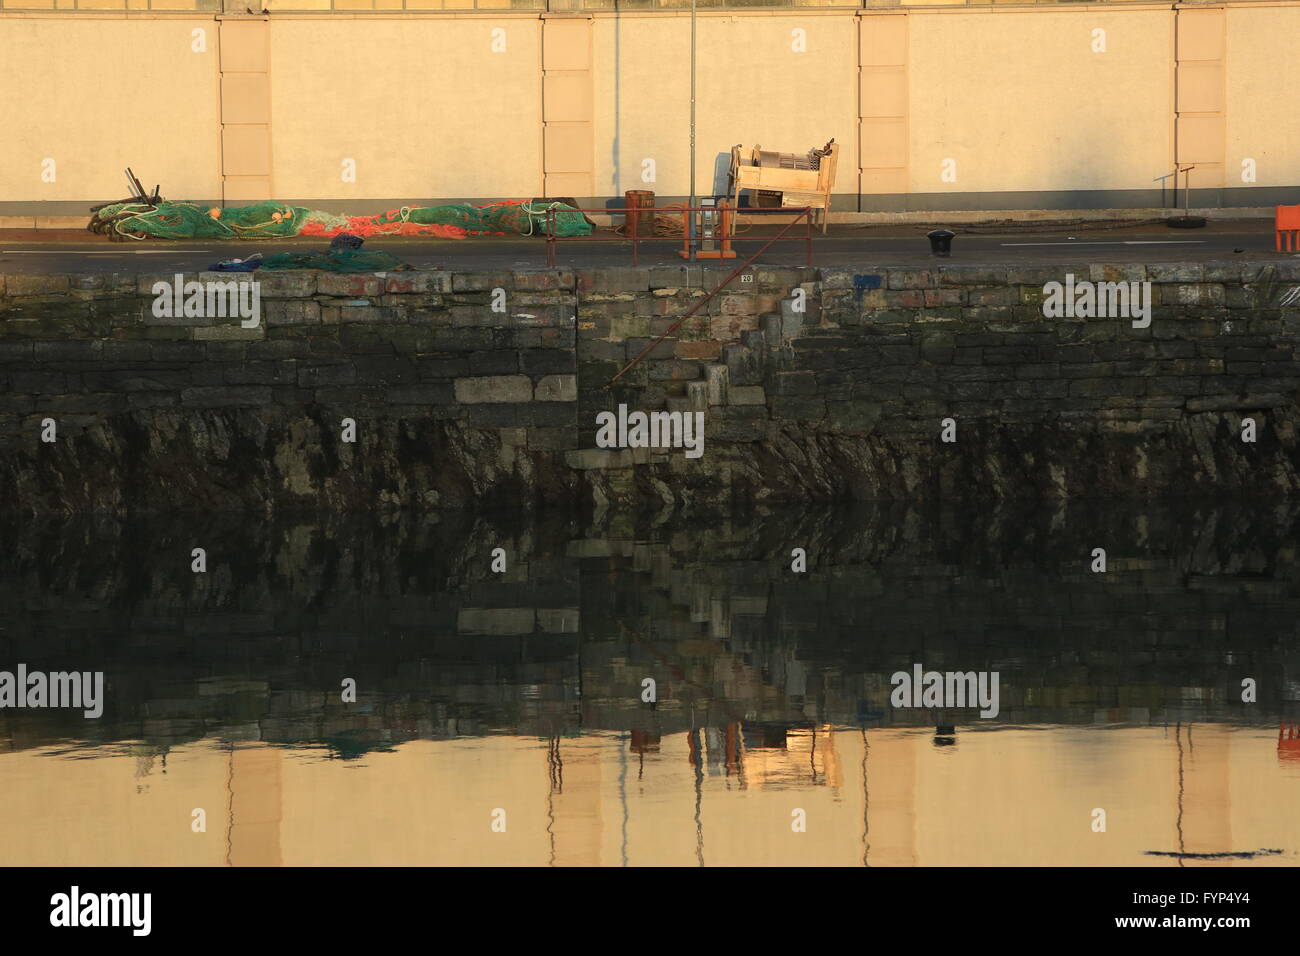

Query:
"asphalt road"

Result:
[[0, 220, 1291, 274]]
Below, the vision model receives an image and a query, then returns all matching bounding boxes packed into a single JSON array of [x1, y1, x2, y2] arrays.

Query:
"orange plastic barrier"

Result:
[[1280, 722, 1300, 763], [1276, 205, 1300, 252]]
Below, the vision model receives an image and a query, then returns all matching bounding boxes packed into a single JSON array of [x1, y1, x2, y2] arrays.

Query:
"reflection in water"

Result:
[[0, 500, 1297, 866]]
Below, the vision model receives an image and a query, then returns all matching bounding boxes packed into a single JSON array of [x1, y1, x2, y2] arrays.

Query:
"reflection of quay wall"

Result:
[[578, 502, 1300, 734], [2, 262, 1300, 513], [0, 501, 1296, 752], [0, 512, 585, 751]]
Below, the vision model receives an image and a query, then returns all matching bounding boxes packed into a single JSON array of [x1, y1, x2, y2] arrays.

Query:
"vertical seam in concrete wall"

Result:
[[214, 15, 224, 202], [1168, 8, 1177, 205], [1174, 5, 1226, 193], [218, 16, 273, 204], [857, 12, 909, 206], [536, 15, 546, 199], [541, 15, 594, 202], [855, 13, 861, 214]]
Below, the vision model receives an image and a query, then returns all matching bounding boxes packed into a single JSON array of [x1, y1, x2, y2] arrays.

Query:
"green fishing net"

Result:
[[258, 250, 413, 272], [91, 200, 593, 240], [93, 201, 309, 239]]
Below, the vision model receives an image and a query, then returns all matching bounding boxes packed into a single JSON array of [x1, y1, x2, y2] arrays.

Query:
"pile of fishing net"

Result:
[[89, 200, 593, 241]]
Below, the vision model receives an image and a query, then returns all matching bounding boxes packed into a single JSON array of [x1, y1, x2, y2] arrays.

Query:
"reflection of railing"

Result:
[[544, 204, 814, 268]]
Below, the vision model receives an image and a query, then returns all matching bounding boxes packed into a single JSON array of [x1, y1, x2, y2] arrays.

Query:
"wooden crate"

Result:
[[729, 143, 839, 233]]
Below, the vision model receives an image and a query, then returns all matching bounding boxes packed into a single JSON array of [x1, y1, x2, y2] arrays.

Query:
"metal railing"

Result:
[[544, 203, 815, 268], [602, 207, 816, 388]]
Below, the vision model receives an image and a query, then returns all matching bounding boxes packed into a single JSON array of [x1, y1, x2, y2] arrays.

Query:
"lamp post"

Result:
[[688, 0, 697, 258]]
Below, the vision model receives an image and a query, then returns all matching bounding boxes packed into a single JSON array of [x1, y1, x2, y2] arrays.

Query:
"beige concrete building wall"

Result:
[[906, 8, 1174, 197], [266, 16, 544, 200], [0, 17, 222, 206], [1, 3, 1298, 219], [590, 12, 860, 203], [1225, 4, 1300, 191], [0, 0, 213, 9]]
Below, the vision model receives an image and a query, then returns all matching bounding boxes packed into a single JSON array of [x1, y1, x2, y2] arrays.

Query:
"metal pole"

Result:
[[689, 0, 697, 260]]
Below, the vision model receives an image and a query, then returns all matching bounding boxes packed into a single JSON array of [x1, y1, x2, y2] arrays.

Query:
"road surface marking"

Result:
[[1000, 240, 1208, 247]]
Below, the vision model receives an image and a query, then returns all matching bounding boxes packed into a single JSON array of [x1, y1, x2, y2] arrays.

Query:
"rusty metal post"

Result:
[[546, 207, 556, 268], [805, 208, 812, 267]]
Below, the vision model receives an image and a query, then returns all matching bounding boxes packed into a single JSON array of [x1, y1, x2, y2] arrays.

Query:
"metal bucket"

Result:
[[624, 190, 655, 238]]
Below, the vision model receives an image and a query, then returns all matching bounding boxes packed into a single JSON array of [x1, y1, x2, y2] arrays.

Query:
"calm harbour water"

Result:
[[2, 499, 1298, 866]]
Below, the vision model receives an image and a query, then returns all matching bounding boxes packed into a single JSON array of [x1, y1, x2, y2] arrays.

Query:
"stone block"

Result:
[[728, 386, 766, 405], [452, 374, 533, 403], [704, 364, 729, 405], [534, 374, 577, 402], [180, 386, 272, 407]]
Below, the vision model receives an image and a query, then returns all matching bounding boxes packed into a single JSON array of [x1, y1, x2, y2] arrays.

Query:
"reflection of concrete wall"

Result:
[[912, 724, 1254, 866], [5, 6, 1300, 221], [279, 738, 557, 865], [550, 737, 604, 866], [4, 725, 1299, 865], [861, 732, 917, 865], [229, 743, 283, 866], [0, 745, 229, 866]]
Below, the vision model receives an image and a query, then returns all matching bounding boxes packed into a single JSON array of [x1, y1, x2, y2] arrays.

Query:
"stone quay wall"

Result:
[[1, 260, 1298, 514]]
